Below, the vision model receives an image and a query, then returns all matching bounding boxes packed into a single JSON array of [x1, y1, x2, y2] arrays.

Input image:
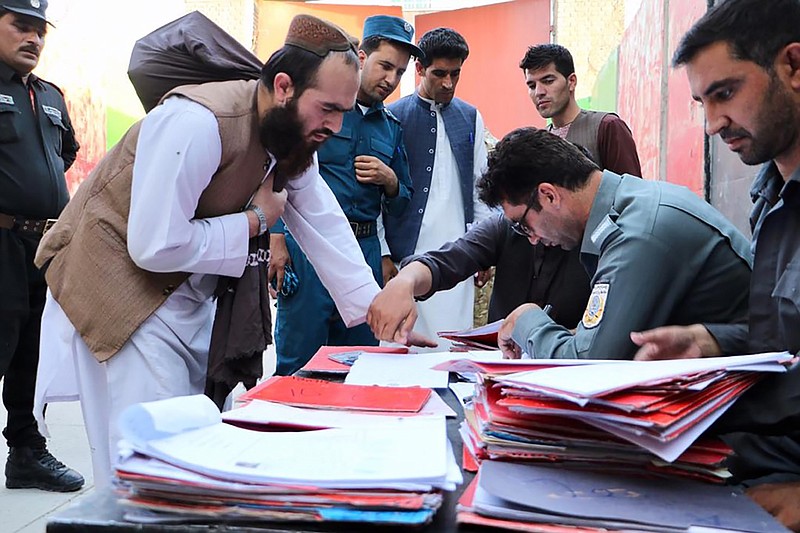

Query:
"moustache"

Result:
[[719, 127, 750, 142], [19, 46, 39, 56]]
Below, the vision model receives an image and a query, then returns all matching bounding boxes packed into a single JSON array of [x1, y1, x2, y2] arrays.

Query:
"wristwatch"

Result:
[[249, 205, 268, 236]]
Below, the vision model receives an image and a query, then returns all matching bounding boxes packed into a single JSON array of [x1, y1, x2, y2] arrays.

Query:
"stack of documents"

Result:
[[114, 394, 461, 526], [225, 375, 456, 431], [454, 352, 793, 482], [457, 460, 789, 532], [438, 320, 502, 350]]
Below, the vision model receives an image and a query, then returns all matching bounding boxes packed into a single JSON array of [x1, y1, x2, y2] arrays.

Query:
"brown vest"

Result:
[[36, 79, 269, 362], [565, 109, 607, 166]]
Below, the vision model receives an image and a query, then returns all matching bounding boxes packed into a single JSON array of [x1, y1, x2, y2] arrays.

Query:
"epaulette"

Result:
[[37, 77, 65, 96], [384, 107, 401, 124]]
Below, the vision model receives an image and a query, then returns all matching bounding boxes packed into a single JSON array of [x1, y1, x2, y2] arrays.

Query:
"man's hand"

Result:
[[381, 256, 398, 286], [630, 324, 721, 361], [498, 303, 539, 359], [268, 233, 290, 298], [475, 268, 493, 288], [747, 482, 800, 531], [367, 275, 419, 345], [355, 155, 399, 197], [249, 174, 287, 238], [406, 330, 439, 348]]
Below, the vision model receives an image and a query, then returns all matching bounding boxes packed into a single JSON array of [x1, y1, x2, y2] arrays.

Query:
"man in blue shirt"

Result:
[[269, 15, 418, 375]]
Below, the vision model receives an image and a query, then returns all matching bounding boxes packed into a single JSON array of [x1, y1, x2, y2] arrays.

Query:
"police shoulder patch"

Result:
[[582, 282, 609, 329]]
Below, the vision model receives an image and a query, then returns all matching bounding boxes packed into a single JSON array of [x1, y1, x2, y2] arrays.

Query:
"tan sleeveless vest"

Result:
[[36, 79, 268, 362]]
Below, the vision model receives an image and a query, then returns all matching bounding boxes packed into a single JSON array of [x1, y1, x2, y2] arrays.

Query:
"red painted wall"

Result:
[[63, 88, 105, 195], [415, 0, 550, 139], [665, 0, 706, 195], [618, 0, 665, 182]]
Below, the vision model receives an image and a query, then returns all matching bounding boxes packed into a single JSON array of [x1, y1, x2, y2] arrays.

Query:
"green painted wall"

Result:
[[106, 107, 141, 150], [590, 47, 619, 112]]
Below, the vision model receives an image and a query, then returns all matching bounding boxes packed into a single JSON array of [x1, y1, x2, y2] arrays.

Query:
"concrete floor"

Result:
[[0, 399, 93, 533], [0, 346, 277, 533]]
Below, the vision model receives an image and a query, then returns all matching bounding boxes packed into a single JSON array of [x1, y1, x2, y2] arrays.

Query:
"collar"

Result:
[[750, 161, 783, 206], [0, 61, 37, 85], [356, 99, 385, 117], [580, 170, 623, 257], [414, 91, 447, 112], [780, 163, 800, 208]]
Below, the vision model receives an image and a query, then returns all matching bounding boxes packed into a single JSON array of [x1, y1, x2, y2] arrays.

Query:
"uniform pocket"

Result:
[[772, 262, 800, 309], [368, 137, 394, 165], [317, 126, 352, 165], [0, 104, 21, 143], [43, 107, 67, 154]]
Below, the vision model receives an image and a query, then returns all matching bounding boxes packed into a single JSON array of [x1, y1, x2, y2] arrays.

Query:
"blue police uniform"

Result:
[[274, 101, 412, 375]]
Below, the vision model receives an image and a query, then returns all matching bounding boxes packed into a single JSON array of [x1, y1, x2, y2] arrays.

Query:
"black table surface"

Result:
[[47, 387, 479, 533]]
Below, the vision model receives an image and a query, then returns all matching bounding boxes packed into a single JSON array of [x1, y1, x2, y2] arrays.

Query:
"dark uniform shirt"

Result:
[[317, 102, 411, 221], [708, 162, 800, 355], [406, 212, 591, 328], [0, 62, 79, 219], [273, 101, 411, 234], [706, 163, 800, 482]]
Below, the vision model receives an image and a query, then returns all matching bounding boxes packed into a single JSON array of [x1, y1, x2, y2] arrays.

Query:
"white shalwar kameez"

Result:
[[34, 97, 380, 488], [411, 97, 490, 340]]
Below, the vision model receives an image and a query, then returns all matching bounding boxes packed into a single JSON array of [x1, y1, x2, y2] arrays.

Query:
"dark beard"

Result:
[[726, 74, 800, 166], [259, 100, 320, 191]]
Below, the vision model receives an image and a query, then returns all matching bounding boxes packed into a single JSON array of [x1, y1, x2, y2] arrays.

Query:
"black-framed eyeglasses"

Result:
[[510, 195, 537, 237]]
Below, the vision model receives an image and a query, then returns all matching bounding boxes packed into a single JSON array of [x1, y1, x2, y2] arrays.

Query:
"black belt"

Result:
[[349, 220, 376, 239], [0, 212, 57, 236]]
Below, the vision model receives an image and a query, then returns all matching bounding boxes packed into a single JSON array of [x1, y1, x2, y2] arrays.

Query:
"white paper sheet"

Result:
[[448, 382, 476, 406], [223, 398, 453, 430], [120, 395, 452, 488], [345, 353, 451, 388], [497, 352, 792, 398]]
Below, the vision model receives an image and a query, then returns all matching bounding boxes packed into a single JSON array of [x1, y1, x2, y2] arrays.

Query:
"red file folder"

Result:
[[238, 375, 431, 413]]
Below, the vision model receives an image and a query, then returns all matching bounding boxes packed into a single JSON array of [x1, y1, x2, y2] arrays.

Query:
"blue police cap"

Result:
[[0, 0, 50, 24], [362, 15, 424, 59]]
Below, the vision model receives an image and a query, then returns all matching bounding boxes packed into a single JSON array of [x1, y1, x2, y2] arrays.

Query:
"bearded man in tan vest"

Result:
[[32, 15, 382, 488]]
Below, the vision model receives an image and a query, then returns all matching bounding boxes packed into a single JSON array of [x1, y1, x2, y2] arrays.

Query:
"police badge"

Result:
[[582, 282, 609, 329]]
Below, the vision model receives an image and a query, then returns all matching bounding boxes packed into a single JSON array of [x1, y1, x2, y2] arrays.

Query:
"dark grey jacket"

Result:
[[405, 212, 591, 328]]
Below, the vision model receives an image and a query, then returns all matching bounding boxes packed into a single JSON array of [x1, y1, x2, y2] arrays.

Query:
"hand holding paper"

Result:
[[498, 304, 540, 359]]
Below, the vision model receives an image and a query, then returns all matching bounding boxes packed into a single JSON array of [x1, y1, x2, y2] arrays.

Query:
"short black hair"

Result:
[[417, 27, 468, 68], [260, 45, 358, 96], [673, 0, 800, 70], [477, 127, 599, 209], [519, 43, 575, 78]]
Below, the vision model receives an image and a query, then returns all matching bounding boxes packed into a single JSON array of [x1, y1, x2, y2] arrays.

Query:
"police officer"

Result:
[[0, 0, 83, 491], [486, 128, 753, 360], [371, 127, 754, 358], [269, 15, 419, 375]]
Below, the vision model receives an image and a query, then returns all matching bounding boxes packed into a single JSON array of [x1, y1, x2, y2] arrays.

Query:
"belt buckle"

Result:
[[43, 219, 57, 235]]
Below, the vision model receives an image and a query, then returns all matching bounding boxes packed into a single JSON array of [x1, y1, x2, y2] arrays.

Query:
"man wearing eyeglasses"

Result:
[[489, 127, 752, 359], [368, 127, 752, 357]]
